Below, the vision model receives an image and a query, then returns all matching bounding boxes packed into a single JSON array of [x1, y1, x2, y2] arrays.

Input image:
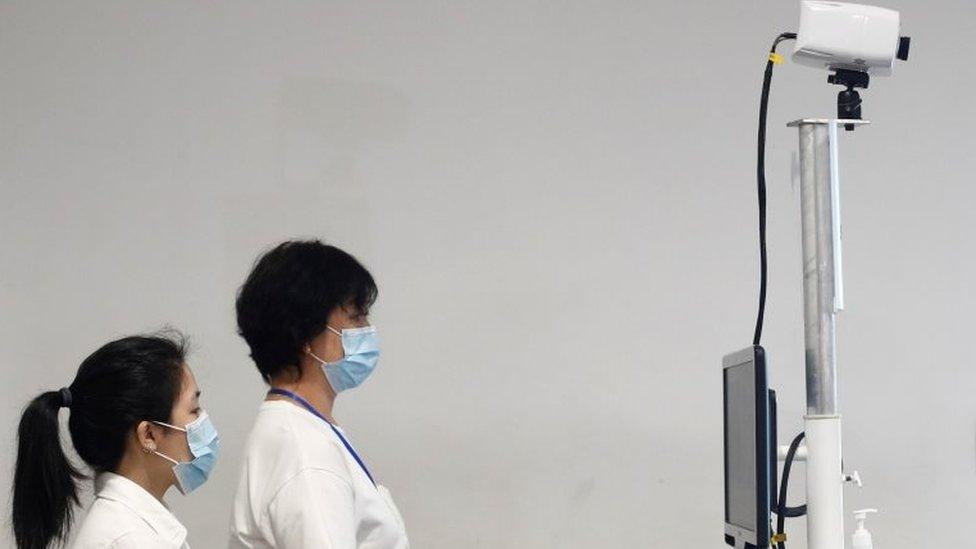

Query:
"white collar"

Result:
[[94, 472, 188, 546]]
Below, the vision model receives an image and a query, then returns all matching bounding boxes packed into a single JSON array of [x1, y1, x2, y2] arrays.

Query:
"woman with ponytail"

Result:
[[12, 333, 219, 549]]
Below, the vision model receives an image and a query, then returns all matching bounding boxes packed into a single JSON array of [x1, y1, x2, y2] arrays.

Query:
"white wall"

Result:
[[1, 1, 973, 547]]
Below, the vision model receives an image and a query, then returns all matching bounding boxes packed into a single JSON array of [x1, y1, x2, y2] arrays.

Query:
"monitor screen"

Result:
[[726, 361, 757, 529], [723, 346, 771, 548]]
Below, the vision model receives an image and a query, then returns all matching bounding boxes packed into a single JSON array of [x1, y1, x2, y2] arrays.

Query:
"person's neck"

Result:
[[115, 456, 170, 503], [268, 368, 338, 423]]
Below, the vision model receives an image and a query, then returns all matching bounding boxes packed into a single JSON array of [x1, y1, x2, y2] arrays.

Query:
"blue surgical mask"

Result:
[[308, 325, 380, 393], [151, 411, 220, 495]]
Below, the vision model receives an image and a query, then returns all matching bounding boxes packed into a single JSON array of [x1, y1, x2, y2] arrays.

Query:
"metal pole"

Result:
[[788, 118, 866, 549], [795, 119, 839, 416]]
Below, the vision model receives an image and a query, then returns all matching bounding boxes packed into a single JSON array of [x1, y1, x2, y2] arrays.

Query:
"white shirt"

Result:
[[72, 472, 190, 549], [228, 400, 409, 549]]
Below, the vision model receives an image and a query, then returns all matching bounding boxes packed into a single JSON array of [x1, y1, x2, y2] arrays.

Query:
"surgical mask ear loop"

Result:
[[152, 420, 187, 433], [308, 348, 334, 366], [311, 325, 344, 362], [151, 448, 181, 466], [306, 326, 340, 363], [307, 325, 350, 364], [153, 410, 210, 437], [147, 418, 190, 464]]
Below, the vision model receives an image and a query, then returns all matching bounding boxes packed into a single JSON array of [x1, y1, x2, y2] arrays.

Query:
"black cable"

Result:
[[753, 32, 797, 347], [749, 31, 800, 549], [774, 431, 807, 549]]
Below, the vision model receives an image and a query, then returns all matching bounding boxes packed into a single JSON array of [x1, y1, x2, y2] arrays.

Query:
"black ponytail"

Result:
[[13, 391, 83, 549], [11, 333, 187, 549]]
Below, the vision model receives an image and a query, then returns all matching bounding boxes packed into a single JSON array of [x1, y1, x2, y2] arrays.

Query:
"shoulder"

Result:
[[270, 467, 354, 505], [241, 401, 351, 478], [72, 499, 156, 548]]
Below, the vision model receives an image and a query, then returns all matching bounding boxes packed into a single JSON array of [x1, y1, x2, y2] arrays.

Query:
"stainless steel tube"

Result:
[[793, 120, 840, 416]]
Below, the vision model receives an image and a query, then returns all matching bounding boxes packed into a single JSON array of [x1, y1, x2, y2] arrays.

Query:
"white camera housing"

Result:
[[793, 1, 905, 76]]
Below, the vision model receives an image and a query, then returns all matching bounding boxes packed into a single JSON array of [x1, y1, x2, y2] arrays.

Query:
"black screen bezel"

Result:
[[723, 345, 771, 549]]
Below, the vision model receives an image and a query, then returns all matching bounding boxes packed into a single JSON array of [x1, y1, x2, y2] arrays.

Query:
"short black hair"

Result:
[[235, 239, 378, 382]]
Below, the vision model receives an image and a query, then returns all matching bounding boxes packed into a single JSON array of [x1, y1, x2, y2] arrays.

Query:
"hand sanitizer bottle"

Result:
[[852, 508, 878, 549]]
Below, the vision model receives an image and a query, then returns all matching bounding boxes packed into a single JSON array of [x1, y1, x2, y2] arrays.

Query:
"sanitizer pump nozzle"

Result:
[[852, 508, 878, 549]]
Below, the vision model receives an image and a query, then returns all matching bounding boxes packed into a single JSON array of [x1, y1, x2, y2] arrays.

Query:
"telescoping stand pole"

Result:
[[788, 118, 867, 549]]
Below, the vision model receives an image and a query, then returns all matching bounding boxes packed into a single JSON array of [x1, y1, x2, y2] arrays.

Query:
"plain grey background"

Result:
[[1, 1, 972, 547]]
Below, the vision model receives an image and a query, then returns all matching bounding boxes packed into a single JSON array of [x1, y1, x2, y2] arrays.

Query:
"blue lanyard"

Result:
[[267, 388, 376, 488]]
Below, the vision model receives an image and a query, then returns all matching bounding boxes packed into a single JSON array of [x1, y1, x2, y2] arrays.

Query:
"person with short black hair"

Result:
[[229, 239, 409, 549], [11, 332, 219, 549]]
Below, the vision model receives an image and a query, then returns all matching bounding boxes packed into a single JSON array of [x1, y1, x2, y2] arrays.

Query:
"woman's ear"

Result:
[[134, 420, 159, 453]]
